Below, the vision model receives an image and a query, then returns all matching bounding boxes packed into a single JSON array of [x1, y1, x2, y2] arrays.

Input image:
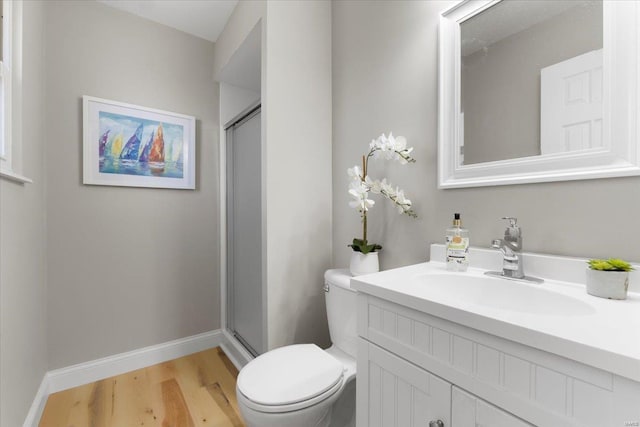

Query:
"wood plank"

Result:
[[39, 347, 244, 427], [85, 379, 111, 427], [170, 354, 229, 426], [161, 378, 195, 427], [206, 382, 244, 427], [110, 369, 158, 427]]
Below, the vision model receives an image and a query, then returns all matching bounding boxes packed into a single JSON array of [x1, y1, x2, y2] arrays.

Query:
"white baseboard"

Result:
[[219, 329, 254, 370], [23, 329, 224, 427], [47, 329, 224, 393], [22, 375, 50, 427]]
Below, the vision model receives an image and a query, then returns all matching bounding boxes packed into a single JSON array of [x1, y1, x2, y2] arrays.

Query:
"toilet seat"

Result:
[[237, 344, 345, 413]]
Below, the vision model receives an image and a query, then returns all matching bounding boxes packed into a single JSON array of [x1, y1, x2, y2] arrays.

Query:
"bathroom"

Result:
[[1, 0, 639, 426]]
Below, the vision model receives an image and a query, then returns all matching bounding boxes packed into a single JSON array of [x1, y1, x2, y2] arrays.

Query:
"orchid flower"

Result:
[[368, 132, 416, 164], [348, 180, 374, 212], [347, 165, 362, 181], [348, 132, 418, 254]]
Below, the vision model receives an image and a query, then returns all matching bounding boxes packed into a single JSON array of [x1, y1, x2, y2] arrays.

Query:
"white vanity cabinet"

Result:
[[357, 339, 451, 427], [357, 339, 530, 427], [355, 291, 640, 427], [452, 386, 531, 427]]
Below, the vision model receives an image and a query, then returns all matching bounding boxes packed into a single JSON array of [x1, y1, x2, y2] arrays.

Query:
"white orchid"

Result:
[[369, 132, 416, 164], [348, 132, 418, 254], [365, 176, 382, 194], [347, 165, 362, 181], [348, 180, 375, 212], [370, 133, 395, 160], [372, 180, 416, 217], [392, 189, 412, 215], [392, 136, 414, 165], [378, 178, 393, 195]]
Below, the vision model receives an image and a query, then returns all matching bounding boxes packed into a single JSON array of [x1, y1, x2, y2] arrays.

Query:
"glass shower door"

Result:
[[226, 106, 263, 356]]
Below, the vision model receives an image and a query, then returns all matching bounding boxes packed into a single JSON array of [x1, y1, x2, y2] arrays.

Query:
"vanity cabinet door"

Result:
[[452, 386, 533, 427], [357, 339, 451, 427]]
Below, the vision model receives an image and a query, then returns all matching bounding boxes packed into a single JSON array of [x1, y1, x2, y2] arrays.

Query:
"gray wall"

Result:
[[0, 2, 48, 425], [215, 1, 333, 351], [264, 0, 332, 350], [462, 3, 603, 164], [332, 0, 640, 272], [45, 1, 220, 369]]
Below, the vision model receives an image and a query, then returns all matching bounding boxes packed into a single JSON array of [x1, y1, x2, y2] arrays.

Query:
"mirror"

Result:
[[438, 0, 640, 188], [461, 1, 603, 165]]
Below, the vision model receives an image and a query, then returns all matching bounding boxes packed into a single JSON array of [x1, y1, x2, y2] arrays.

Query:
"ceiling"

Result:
[[98, 0, 238, 42], [461, 0, 592, 56]]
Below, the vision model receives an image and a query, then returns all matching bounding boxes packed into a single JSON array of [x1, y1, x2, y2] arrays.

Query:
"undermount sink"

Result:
[[412, 273, 596, 316], [351, 246, 640, 385]]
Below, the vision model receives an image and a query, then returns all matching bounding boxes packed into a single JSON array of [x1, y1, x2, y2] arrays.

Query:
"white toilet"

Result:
[[236, 269, 357, 427]]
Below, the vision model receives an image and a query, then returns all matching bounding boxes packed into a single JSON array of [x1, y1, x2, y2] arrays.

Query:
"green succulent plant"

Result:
[[587, 258, 634, 272]]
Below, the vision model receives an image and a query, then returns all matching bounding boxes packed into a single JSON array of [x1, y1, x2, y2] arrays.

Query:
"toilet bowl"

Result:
[[236, 269, 357, 427]]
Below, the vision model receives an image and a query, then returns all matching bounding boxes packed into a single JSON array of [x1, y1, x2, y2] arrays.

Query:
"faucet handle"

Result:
[[501, 217, 521, 241], [501, 217, 518, 227]]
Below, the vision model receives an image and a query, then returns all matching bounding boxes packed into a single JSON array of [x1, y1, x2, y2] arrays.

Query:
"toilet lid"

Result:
[[237, 344, 344, 406]]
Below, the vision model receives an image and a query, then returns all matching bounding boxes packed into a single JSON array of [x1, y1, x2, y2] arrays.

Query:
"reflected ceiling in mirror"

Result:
[[460, 0, 603, 165]]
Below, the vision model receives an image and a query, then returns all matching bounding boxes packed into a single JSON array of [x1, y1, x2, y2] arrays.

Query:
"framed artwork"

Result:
[[83, 96, 196, 189]]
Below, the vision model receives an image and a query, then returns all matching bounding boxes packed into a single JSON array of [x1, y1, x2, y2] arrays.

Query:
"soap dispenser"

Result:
[[446, 213, 469, 271]]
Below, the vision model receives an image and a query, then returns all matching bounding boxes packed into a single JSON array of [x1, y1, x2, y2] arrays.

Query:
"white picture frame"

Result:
[[83, 95, 196, 190]]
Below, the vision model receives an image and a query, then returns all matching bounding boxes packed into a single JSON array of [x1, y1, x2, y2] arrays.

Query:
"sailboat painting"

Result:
[[83, 96, 195, 189], [98, 112, 184, 178]]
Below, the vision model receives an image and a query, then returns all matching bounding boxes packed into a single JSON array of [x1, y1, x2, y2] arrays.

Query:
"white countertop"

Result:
[[352, 260, 640, 383]]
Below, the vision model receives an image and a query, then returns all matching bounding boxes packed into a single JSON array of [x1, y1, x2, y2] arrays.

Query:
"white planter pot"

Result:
[[586, 269, 629, 300], [349, 251, 380, 276]]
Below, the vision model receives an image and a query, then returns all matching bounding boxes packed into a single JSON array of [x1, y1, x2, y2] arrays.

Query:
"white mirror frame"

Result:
[[438, 0, 640, 189]]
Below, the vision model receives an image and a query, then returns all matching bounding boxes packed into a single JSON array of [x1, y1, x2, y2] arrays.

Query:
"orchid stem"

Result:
[[362, 154, 367, 243]]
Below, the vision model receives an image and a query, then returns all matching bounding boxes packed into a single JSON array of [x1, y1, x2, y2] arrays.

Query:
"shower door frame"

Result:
[[222, 101, 267, 359]]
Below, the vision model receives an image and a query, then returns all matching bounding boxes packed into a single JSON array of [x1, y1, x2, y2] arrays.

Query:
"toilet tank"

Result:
[[324, 269, 358, 358]]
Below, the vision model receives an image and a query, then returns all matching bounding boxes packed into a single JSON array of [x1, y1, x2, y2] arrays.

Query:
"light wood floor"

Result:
[[39, 347, 245, 427]]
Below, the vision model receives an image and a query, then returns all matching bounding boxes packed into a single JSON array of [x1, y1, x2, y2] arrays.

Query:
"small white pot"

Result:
[[349, 251, 379, 276], [586, 269, 629, 300]]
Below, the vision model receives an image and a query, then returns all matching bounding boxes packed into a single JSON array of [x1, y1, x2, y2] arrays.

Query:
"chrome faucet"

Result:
[[492, 217, 524, 278], [485, 217, 543, 284]]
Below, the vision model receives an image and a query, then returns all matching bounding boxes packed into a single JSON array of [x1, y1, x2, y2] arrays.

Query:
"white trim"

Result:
[[438, 0, 640, 188], [47, 329, 223, 394], [0, 0, 30, 183], [220, 329, 254, 371], [1, 0, 13, 165], [0, 61, 11, 165], [220, 108, 227, 332], [0, 167, 32, 183], [22, 375, 49, 427]]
